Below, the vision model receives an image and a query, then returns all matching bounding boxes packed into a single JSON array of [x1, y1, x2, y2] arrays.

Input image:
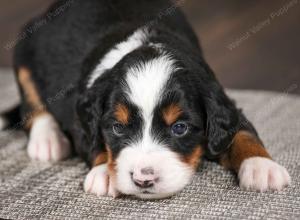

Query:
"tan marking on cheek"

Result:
[[93, 152, 108, 167], [183, 146, 204, 169], [162, 103, 183, 125], [18, 67, 48, 129], [220, 131, 271, 172], [114, 103, 129, 125]]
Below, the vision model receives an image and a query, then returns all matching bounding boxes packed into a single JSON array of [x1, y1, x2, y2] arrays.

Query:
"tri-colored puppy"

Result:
[[9, 0, 290, 199]]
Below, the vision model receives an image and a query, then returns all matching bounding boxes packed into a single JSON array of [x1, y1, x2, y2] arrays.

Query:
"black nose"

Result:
[[133, 179, 154, 188]]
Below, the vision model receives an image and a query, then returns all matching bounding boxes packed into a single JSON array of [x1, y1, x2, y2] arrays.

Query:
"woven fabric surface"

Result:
[[0, 69, 299, 220]]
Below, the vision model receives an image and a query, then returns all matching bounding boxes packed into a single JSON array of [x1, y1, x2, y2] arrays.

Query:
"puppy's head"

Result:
[[77, 46, 239, 199]]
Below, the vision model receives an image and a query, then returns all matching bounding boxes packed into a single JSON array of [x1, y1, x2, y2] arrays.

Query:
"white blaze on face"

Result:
[[115, 55, 194, 199], [86, 28, 149, 88]]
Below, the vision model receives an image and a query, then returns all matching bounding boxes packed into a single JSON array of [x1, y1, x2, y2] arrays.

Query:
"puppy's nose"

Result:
[[133, 179, 154, 188], [131, 167, 156, 188]]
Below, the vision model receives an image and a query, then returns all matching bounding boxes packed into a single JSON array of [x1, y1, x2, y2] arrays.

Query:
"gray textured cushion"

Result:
[[0, 69, 299, 219]]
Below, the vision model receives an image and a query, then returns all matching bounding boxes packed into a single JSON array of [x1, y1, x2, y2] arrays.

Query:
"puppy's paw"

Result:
[[239, 157, 291, 192], [84, 164, 118, 197], [27, 114, 71, 162]]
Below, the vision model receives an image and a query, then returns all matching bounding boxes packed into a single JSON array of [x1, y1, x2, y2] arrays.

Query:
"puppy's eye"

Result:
[[171, 122, 188, 137], [113, 123, 124, 136]]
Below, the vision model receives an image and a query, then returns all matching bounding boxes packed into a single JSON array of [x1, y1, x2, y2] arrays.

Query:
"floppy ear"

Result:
[[74, 84, 111, 166], [202, 81, 240, 158], [76, 90, 101, 140]]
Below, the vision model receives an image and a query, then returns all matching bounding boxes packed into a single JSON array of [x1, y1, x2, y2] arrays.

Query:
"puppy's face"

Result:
[[102, 87, 205, 199], [91, 53, 205, 199], [78, 48, 238, 199]]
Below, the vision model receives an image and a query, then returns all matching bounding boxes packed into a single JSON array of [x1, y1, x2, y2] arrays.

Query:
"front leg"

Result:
[[17, 67, 71, 161], [220, 131, 291, 192]]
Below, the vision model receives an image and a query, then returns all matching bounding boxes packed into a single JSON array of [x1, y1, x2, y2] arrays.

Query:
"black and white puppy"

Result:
[[10, 0, 290, 199]]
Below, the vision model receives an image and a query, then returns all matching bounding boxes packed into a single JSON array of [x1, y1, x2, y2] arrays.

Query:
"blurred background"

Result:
[[0, 0, 299, 94]]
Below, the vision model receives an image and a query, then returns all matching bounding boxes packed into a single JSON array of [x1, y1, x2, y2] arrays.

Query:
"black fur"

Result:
[[13, 0, 259, 165], [0, 105, 21, 130]]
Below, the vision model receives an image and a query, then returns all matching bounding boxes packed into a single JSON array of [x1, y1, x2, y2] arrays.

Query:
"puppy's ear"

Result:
[[76, 80, 113, 138], [201, 81, 240, 158], [76, 90, 100, 138], [75, 83, 112, 165]]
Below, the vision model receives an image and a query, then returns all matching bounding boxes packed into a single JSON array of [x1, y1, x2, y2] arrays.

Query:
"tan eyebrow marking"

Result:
[[114, 103, 129, 125], [162, 103, 183, 125]]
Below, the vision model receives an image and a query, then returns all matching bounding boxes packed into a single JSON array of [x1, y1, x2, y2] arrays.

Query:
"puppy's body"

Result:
[[14, 0, 196, 131], [12, 0, 290, 199]]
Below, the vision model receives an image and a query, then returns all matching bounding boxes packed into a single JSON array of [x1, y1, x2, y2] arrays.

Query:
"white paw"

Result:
[[239, 157, 291, 192], [27, 114, 71, 162], [84, 164, 118, 197]]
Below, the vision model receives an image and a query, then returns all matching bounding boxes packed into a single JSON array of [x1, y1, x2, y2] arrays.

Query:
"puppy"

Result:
[[10, 0, 290, 199]]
